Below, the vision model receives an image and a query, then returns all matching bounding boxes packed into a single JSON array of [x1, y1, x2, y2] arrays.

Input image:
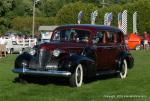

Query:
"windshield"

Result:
[[52, 29, 90, 42]]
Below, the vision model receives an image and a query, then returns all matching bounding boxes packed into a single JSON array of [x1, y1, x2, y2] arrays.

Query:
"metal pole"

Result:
[[102, 0, 105, 8], [32, 1, 35, 38]]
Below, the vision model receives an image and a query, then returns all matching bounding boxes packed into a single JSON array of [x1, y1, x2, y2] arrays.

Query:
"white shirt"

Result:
[[0, 38, 6, 44], [0, 37, 2, 44]]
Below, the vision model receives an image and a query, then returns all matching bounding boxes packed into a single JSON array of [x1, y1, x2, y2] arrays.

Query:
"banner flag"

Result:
[[121, 10, 127, 35], [91, 10, 98, 24], [104, 13, 108, 25], [118, 12, 122, 29], [77, 11, 84, 24], [107, 12, 113, 26], [104, 12, 112, 26], [133, 11, 137, 33]]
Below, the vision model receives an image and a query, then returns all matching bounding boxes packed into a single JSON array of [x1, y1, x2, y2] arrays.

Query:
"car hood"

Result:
[[39, 41, 69, 51]]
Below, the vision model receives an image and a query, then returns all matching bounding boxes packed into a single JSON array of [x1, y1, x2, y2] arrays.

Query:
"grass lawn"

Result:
[[0, 50, 150, 101]]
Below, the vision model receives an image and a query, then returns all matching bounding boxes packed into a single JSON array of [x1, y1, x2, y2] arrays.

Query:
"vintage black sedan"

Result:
[[13, 24, 134, 87]]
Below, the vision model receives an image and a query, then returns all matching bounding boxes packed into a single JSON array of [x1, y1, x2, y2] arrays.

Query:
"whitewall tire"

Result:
[[135, 45, 141, 50], [69, 64, 83, 87], [119, 59, 128, 79]]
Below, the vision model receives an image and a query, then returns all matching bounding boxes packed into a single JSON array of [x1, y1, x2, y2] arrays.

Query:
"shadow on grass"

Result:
[[13, 75, 70, 86], [84, 73, 118, 84], [13, 73, 118, 87]]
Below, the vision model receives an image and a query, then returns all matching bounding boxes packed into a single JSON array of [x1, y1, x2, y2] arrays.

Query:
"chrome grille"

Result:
[[29, 49, 59, 70]]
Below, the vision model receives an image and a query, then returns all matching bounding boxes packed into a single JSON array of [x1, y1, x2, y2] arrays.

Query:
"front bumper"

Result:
[[12, 68, 71, 77]]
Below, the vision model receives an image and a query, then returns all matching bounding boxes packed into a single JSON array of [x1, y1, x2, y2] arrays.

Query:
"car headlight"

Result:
[[29, 49, 36, 55], [53, 49, 61, 57]]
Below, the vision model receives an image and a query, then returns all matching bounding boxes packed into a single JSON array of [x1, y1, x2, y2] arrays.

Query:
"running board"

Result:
[[96, 70, 120, 76]]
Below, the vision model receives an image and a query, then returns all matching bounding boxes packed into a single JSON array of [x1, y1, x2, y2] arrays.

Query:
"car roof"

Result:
[[55, 24, 122, 33]]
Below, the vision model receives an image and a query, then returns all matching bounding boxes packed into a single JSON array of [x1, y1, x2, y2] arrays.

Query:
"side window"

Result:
[[95, 31, 105, 43], [105, 32, 114, 43], [120, 32, 124, 43], [74, 29, 90, 42], [115, 32, 124, 43], [95, 31, 114, 44], [53, 30, 70, 41], [105, 31, 123, 43], [53, 31, 61, 40], [70, 30, 78, 41]]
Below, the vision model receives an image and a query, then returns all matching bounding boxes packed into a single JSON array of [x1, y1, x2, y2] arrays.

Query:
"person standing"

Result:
[[143, 32, 149, 50], [0, 36, 2, 44], [0, 36, 6, 57], [0, 36, 6, 45]]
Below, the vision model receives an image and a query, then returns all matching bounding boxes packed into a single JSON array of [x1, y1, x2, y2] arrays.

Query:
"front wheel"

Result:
[[69, 64, 83, 87], [119, 59, 128, 79], [135, 45, 141, 50]]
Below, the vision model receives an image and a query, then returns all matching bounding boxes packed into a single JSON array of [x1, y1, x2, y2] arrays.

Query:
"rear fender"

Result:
[[117, 51, 134, 70]]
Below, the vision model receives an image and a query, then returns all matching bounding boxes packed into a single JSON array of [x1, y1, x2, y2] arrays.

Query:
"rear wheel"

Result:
[[69, 64, 83, 87], [119, 59, 128, 79]]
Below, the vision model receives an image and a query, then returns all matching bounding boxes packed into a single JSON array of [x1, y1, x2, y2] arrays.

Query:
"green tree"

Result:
[[56, 1, 98, 24], [0, 0, 14, 16], [11, 16, 56, 34], [0, 0, 15, 34], [12, 0, 32, 16]]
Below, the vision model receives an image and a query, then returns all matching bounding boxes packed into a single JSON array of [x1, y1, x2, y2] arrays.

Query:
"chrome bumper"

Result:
[[12, 68, 71, 77]]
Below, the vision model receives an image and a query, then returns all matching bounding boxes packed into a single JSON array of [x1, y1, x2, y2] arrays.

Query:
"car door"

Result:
[[96, 31, 122, 71], [95, 31, 107, 71], [68, 29, 91, 54]]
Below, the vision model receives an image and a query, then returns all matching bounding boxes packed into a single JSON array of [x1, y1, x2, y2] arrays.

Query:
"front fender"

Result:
[[68, 54, 96, 78], [15, 52, 33, 68]]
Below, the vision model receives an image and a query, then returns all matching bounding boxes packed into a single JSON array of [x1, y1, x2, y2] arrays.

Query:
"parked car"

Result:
[[5, 39, 26, 54], [125, 33, 144, 50], [13, 24, 134, 87]]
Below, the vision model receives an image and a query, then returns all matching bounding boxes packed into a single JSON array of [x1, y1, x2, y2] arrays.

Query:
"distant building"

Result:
[[38, 25, 58, 43]]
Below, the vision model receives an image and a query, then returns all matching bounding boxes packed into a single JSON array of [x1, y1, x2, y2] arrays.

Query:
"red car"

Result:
[[125, 33, 144, 50], [13, 24, 134, 87]]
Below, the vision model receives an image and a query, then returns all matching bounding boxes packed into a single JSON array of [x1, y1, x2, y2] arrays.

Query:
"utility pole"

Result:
[[32, 1, 35, 38], [101, 0, 105, 8], [101, 0, 109, 8], [32, 0, 40, 38]]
